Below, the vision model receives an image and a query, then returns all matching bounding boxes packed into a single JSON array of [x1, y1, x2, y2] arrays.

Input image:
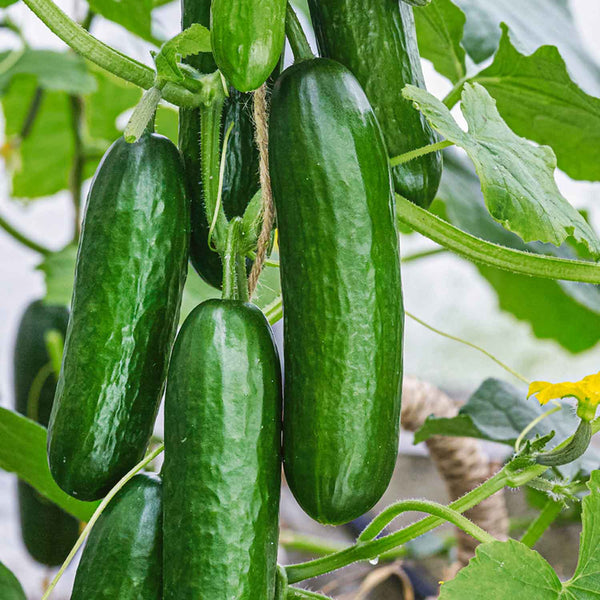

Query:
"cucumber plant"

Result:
[[0, 1, 600, 599]]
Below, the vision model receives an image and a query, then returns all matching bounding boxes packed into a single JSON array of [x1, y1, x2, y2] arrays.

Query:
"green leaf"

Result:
[[0, 0, 19, 6], [85, 65, 142, 145], [0, 407, 99, 521], [439, 152, 600, 353], [414, 0, 466, 83], [453, 0, 600, 96], [0, 50, 97, 95], [414, 378, 600, 478], [403, 83, 600, 257], [154, 23, 212, 83], [566, 471, 600, 594], [0, 561, 26, 600], [2, 76, 74, 199], [440, 471, 600, 598], [37, 245, 77, 306], [439, 539, 562, 599], [470, 25, 600, 182], [88, 0, 156, 43]]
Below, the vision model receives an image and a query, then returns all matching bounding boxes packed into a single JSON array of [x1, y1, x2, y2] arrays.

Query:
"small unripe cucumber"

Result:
[[71, 474, 162, 600], [211, 0, 286, 91], [163, 299, 282, 599], [48, 133, 189, 501], [13, 300, 79, 567], [270, 58, 404, 525]]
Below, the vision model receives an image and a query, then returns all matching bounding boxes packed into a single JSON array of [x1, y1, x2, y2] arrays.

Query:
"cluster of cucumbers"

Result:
[[14, 0, 441, 597]]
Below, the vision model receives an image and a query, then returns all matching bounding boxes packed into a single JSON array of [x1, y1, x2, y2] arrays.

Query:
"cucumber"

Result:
[[71, 473, 162, 600], [180, 0, 260, 289], [211, 0, 286, 91], [163, 299, 282, 599], [13, 300, 79, 566], [0, 561, 26, 600], [270, 58, 404, 525], [48, 133, 189, 501], [307, 0, 442, 208]]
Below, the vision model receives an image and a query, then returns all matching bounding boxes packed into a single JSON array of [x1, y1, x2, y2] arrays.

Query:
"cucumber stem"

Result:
[[395, 193, 600, 284], [389, 139, 454, 167], [285, 3, 314, 62], [0, 212, 51, 255], [222, 218, 244, 300], [200, 91, 229, 252], [124, 85, 162, 143], [520, 498, 563, 548], [20, 0, 201, 107], [44, 330, 64, 379]]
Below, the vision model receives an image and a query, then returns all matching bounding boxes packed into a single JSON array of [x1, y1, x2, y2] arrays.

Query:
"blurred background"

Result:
[[0, 0, 599, 597]]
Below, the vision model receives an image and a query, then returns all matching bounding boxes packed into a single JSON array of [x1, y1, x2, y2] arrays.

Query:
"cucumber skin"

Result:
[[163, 300, 282, 600], [307, 0, 442, 208], [0, 561, 26, 600], [211, 0, 286, 91], [270, 58, 404, 525], [71, 474, 162, 600], [180, 0, 260, 289], [48, 133, 189, 501], [13, 300, 79, 567]]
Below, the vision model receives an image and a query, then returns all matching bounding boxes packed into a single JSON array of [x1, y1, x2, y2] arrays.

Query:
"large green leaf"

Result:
[[88, 0, 157, 44], [403, 84, 600, 257], [2, 76, 74, 199], [453, 0, 600, 96], [85, 66, 142, 147], [440, 471, 600, 598], [471, 26, 600, 182], [0, 50, 97, 95], [0, 407, 99, 521], [414, 0, 467, 83], [414, 378, 600, 478], [439, 152, 600, 353], [439, 538, 562, 599]]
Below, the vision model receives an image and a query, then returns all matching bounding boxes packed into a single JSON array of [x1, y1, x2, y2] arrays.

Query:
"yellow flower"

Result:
[[528, 372, 600, 421]]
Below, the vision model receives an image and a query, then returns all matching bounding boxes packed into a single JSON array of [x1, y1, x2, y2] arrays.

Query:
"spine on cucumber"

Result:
[[211, 0, 286, 91], [270, 58, 404, 525], [71, 474, 162, 600], [13, 300, 79, 566], [307, 0, 442, 208], [163, 300, 282, 599], [179, 0, 260, 289], [0, 561, 26, 600], [48, 133, 189, 501]]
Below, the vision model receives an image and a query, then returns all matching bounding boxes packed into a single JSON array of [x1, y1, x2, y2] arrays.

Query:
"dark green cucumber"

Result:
[[71, 474, 162, 600], [0, 562, 26, 600], [13, 300, 79, 566], [48, 133, 189, 501], [307, 0, 442, 208], [211, 0, 286, 91], [163, 299, 282, 599], [180, 0, 260, 289], [270, 58, 404, 525]]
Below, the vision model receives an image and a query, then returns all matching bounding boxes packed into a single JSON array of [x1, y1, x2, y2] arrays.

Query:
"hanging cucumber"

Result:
[[48, 133, 189, 501], [270, 58, 404, 525], [0, 562, 26, 600], [179, 0, 260, 289], [307, 0, 442, 208], [163, 299, 282, 599], [71, 474, 162, 600], [211, 0, 287, 91], [13, 300, 79, 567]]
